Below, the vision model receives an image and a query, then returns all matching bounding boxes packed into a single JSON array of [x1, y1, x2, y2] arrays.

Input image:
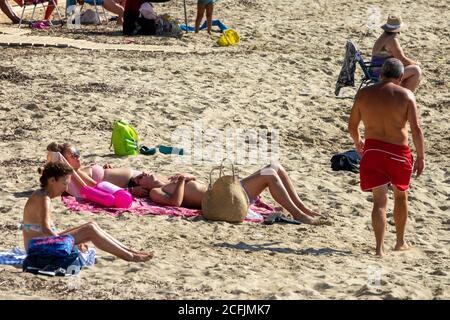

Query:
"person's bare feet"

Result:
[[294, 214, 332, 226], [131, 252, 154, 262], [375, 245, 388, 257], [305, 210, 329, 219], [394, 241, 411, 252]]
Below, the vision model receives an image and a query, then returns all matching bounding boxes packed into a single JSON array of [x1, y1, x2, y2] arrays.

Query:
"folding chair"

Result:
[[355, 49, 381, 92], [18, 0, 63, 28]]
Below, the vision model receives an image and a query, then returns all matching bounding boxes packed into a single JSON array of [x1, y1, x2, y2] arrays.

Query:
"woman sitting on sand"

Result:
[[371, 15, 421, 92], [23, 162, 153, 262], [130, 163, 328, 225], [45, 142, 144, 197]]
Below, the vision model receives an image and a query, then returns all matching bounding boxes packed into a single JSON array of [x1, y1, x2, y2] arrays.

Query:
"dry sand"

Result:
[[0, 0, 449, 299]]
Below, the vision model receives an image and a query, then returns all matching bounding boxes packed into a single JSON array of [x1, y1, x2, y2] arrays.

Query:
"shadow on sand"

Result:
[[215, 241, 352, 256]]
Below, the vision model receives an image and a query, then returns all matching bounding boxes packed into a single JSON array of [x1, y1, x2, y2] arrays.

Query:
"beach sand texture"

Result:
[[0, 0, 449, 299]]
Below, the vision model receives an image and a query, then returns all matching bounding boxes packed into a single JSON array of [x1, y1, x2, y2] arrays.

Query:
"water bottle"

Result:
[[158, 145, 184, 155]]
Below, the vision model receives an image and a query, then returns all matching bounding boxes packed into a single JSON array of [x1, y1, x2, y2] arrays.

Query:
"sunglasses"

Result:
[[70, 149, 81, 159]]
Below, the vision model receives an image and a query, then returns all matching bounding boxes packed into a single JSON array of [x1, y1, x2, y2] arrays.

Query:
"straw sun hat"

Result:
[[381, 15, 403, 33]]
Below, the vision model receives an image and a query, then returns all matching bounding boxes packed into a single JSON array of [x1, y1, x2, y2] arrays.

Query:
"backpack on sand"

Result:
[[110, 119, 141, 156]]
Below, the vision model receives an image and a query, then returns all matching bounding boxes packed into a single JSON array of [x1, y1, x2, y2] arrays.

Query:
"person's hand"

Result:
[[413, 157, 425, 177], [77, 243, 88, 253], [355, 139, 365, 157], [169, 174, 196, 183], [130, 186, 149, 197], [103, 163, 112, 169]]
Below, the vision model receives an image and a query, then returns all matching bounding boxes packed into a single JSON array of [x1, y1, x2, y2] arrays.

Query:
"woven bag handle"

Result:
[[218, 158, 236, 178]]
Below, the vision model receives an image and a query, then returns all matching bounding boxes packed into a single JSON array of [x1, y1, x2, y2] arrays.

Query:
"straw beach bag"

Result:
[[202, 159, 249, 223]]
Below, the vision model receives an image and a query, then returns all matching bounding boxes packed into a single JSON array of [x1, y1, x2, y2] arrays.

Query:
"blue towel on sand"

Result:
[[0, 248, 27, 266], [0, 247, 96, 267]]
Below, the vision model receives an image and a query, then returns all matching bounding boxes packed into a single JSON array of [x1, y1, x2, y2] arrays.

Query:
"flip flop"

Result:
[[264, 212, 301, 225]]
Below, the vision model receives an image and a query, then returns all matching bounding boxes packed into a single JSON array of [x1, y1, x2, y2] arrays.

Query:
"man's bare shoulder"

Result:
[[393, 84, 415, 101]]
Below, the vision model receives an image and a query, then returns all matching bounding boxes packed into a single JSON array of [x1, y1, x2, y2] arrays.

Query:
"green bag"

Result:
[[110, 120, 140, 156]]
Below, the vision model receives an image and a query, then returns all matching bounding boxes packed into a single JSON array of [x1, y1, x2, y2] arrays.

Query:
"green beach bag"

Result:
[[110, 119, 140, 156]]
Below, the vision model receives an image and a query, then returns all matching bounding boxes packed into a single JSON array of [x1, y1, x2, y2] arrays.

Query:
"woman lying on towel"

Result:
[[130, 163, 329, 225], [23, 162, 153, 262], [45, 142, 144, 197]]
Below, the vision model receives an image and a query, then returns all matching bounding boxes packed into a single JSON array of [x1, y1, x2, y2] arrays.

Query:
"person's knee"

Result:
[[261, 167, 277, 178], [267, 162, 283, 173], [86, 221, 99, 231], [393, 190, 407, 202], [407, 65, 421, 78]]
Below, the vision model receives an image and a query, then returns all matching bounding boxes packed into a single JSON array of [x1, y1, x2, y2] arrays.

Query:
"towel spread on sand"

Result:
[[62, 195, 275, 222], [0, 247, 27, 266], [0, 247, 96, 267]]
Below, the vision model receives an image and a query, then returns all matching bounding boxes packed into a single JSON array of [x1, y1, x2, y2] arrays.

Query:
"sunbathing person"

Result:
[[371, 15, 422, 92], [23, 162, 153, 262], [129, 163, 328, 225], [45, 142, 143, 197]]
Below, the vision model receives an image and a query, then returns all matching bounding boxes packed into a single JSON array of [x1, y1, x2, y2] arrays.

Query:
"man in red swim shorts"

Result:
[[348, 58, 425, 257]]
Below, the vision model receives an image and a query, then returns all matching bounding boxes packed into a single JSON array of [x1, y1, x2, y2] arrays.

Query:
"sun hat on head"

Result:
[[381, 15, 403, 33]]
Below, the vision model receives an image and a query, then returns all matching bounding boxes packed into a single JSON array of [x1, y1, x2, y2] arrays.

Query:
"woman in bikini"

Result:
[[45, 142, 144, 197], [130, 163, 328, 225], [22, 162, 153, 262], [371, 15, 421, 92]]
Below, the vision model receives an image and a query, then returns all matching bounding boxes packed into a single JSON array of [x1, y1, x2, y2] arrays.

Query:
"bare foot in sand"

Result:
[[130, 252, 154, 262], [376, 245, 388, 257], [309, 211, 330, 219], [394, 241, 411, 251]]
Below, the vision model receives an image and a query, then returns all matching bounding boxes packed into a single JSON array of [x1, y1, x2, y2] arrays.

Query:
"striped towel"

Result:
[[0, 247, 27, 266], [0, 247, 96, 267]]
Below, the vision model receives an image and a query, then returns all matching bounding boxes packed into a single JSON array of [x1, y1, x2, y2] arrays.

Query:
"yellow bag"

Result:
[[217, 29, 240, 46], [202, 160, 249, 223]]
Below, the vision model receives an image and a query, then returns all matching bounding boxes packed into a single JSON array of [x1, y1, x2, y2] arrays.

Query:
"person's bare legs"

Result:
[[44, 0, 57, 21], [244, 163, 323, 218], [62, 222, 152, 262], [392, 186, 410, 251], [205, 3, 214, 34], [401, 65, 421, 92], [268, 163, 324, 218], [195, 4, 206, 33], [103, 0, 124, 25], [241, 168, 319, 225], [371, 185, 389, 257]]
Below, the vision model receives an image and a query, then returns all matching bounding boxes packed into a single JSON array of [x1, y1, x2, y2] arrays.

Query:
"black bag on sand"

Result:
[[330, 149, 361, 173]]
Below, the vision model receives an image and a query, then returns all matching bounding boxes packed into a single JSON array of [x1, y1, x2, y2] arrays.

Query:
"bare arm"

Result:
[[407, 94, 425, 177], [39, 197, 58, 237], [149, 177, 186, 207], [389, 38, 417, 66], [348, 93, 364, 155]]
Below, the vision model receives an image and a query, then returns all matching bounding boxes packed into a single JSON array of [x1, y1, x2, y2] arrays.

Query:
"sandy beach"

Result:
[[0, 0, 449, 299]]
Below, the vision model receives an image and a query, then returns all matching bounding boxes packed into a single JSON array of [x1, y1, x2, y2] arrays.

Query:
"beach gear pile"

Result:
[[23, 235, 95, 277]]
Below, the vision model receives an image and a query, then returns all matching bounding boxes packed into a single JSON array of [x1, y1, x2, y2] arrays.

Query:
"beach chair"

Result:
[[18, 0, 63, 28], [335, 40, 381, 96], [355, 49, 380, 92]]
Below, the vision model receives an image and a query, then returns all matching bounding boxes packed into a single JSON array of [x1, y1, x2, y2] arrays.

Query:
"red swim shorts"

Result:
[[360, 139, 414, 192]]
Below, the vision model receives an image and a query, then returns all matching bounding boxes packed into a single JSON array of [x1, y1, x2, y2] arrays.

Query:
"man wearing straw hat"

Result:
[[348, 58, 425, 257], [371, 15, 422, 92]]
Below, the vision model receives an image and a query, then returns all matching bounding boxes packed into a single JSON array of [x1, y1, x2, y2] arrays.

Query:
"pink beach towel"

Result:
[[61, 195, 275, 223]]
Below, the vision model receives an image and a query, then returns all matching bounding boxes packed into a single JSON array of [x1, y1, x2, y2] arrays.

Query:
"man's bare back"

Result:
[[356, 82, 413, 146]]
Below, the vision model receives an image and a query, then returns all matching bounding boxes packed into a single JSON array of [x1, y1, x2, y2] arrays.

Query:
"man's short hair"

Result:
[[381, 58, 404, 79]]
